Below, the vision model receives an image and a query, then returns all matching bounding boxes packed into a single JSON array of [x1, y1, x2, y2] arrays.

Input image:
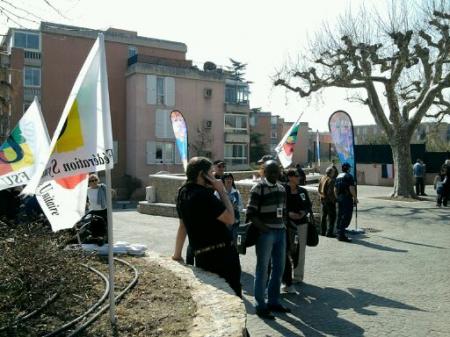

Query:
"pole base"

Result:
[[346, 228, 365, 235]]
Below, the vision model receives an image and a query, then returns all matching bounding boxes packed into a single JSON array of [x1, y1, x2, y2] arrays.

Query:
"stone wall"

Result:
[[145, 252, 247, 337]]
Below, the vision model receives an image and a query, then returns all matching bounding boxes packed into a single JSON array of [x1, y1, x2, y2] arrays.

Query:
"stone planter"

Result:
[[145, 252, 247, 337]]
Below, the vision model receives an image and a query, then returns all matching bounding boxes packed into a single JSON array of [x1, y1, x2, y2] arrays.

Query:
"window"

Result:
[[155, 109, 175, 139], [271, 130, 277, 139], [249, 116, 256, 127], [225, 84, 249, 104], [271, 116, 278, 125], [146, 141, 179, 164], [156, 77, 165, 105], [224, 144, 248, 165], [224, 114, 248, 133], [23, 102, 32, 113], [146, 75, 175, 106], [13, 31, 40, 50], [128, 46, 138, 58], [24, 67, 40, 87]]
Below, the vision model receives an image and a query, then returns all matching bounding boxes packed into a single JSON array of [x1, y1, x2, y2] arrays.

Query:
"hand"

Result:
[[353, 198, 359, 205], [204, 173, 226, 192]]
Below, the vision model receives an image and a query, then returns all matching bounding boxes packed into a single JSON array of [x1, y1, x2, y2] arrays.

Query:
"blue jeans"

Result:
[[254, 228, 286, 310]]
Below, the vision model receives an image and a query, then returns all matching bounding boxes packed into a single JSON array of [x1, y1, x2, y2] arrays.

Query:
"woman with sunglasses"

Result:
[[86, 173, 108, 242]]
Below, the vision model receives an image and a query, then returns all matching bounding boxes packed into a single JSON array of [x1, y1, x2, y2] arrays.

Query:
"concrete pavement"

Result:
[[113, 185, 450, 337]]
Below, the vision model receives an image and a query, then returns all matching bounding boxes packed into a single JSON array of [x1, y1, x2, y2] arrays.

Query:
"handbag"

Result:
[[306, 214, 319, 247], [236, 184, 265, 255]]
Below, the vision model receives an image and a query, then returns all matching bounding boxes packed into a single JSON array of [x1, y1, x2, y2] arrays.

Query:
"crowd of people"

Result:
[[171, 155, 359, 320]]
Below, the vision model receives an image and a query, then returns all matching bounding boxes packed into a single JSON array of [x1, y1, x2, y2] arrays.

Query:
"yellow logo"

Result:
[[55, 100, 84, 153]]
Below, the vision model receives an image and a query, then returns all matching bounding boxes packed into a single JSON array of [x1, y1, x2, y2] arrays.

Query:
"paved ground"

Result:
[[113, 185, 450, 337]]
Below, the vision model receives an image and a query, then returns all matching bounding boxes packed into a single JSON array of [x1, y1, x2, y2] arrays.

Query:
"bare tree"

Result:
[[274, 1, 450, 198]]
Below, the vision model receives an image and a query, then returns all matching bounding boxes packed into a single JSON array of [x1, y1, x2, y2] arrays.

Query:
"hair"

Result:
[[286, 168, 299, 177], [186, 157, 212, 183], [222, 172, 236, 188], [89, 173, 99, 181]]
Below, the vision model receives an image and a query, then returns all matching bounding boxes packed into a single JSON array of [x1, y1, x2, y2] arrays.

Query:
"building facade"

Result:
[[1, 22, 251, 185]]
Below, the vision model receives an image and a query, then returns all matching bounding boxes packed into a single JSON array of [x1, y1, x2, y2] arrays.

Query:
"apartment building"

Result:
[[1, 22, 250, 185]]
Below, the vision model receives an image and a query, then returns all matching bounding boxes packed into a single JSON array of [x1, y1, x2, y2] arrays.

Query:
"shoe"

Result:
[[326, 233, 337, 238], [422, 193, 428, 196], [281, 285, 297, 294], [256, 307, 275, 320], [268, 304, 291, 313], [338, 236, 352, 242], [436, 204, 442, 207]]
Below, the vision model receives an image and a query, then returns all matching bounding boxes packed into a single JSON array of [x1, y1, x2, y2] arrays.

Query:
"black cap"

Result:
[[213, 160, 225, 166], [342, 162, 351, 170], [257, 154, 275, 164]]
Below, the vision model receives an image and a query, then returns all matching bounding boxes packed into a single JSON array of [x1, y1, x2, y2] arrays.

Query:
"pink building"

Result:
[[1, 22, 251, 186]]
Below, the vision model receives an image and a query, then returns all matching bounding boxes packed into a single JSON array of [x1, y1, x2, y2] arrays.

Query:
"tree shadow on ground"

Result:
[[357, 204, 450, 222], [350, 236, 409, 253], [375, 235, 447, 249], [240, 272, 423, 337], [271, 283, 422, 337]]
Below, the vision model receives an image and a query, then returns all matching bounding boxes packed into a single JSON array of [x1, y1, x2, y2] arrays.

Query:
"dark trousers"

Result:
[[337, 197, 353, 238], [186, 244, 195, 265], [195, 245, 242, 297], [415, 177, 425, 195], [437, 189, 448, 206], [320, 201, 336, 235], [89, 209, 107, 238]]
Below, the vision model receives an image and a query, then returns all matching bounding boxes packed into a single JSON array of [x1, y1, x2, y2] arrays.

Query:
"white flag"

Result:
[[0, 97, 49, 191], [24, 35, 112, 231], [275, 114, 303, 168]]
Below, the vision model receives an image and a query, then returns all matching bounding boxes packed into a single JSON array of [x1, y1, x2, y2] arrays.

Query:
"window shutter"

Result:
[[165, 77, 175, 107], [146, 141, 156, 164], [146, 75, 157, 104], [155, 110, 165, 138]]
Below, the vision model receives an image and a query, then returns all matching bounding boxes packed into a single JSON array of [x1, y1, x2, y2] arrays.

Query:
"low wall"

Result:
[[145, 252, 247, 337]]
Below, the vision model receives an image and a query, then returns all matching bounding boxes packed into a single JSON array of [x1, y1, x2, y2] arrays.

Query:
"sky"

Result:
[[1, 0, 446, 131]]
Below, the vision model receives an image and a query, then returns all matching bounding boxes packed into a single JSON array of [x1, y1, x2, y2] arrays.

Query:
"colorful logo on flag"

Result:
[[282, 123, 300, 156], [170, 110, 188, 171], [54, 100, 84, 153], [0, 127, 34, 176]]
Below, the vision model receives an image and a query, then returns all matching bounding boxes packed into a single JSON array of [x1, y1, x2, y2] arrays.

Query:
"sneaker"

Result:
[[256, 307, 275, 320], [281, 285, 297, 294], [326, 233, 337, 238], [337, 236, 352, 242], [268, 304, 291, 313]]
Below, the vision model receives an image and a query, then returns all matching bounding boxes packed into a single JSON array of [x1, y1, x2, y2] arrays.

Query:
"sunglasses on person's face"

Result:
[[218, 165, 226, 168], [89, 179, 98, 183]]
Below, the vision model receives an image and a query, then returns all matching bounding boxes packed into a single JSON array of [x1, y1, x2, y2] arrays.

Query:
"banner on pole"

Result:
[[170, 110, 188, 171], [24, 35, 112, 231], [0, 98, 49, 191], [316, 130, 321, 168], [328, 110, 356, 178], [275, 114, 303, 168]]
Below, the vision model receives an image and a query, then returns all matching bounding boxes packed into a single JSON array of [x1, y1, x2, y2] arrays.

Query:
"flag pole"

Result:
[[99, 33, 116, 325]]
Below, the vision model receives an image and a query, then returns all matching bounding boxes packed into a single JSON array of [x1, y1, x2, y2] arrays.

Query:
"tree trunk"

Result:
[[390, 130, 416, 198]]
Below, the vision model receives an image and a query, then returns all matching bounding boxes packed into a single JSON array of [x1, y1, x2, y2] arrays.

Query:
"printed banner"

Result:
[[0, 98, 49, 191], [170, 110, 188, 171], [328, 110, 356, 178], [275, 114, 302, 168], [24, 34, 113, 194]]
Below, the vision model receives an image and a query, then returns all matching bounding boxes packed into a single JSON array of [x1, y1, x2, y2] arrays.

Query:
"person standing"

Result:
[[283, 168, 312, 291], [413, 159, 427, 196], [246, 160, 290, 319], [295, 163, 307, 186], [213, 160, 226, 179], [172, 157, 242, 297], [334, 163, 357, 242], [318, 166, 337, 237], [434, 165, 448, 207], [87, 174, 108, 240]]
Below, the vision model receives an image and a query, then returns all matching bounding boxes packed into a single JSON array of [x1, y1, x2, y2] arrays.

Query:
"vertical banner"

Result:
[[170, 110, 188, 171], [0, 97, 49, 191], [316, 130, 321, 168], [328, 110, 356, 179], [275, 114, 303, 168]]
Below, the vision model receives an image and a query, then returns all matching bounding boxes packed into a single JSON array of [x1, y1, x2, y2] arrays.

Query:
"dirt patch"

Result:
[[0, 220, 196, 337]]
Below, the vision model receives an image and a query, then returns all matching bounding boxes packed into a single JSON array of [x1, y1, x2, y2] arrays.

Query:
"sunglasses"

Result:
[[89, 179, 98, 182], [218, 165, 226, 168]]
